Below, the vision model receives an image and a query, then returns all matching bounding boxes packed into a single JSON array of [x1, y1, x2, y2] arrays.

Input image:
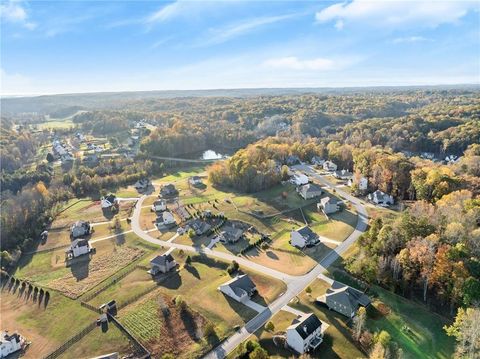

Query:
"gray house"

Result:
[[188, 219, 212, 236], [317, 281, 371, 318], [149, 253, 177, 275], [291, 226, 320, 248], [160, 184, 179, 197], [297, 183, 323, 200], [218, 274, 257, 303], [70, 220, 91, 239], [218, 226, 244, 243]]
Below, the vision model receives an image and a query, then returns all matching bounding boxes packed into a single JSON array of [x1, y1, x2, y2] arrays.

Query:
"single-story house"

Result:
[[70, 220, 91, 239], [368, 190, 394, 206], [217, 226, 244, 243], [318, 197, 341, 214], [323, 161, 338, 172], [297, 183, 323, 200], [1, 331, 25, 358], [152, 199, 167, 212], [189, 176, 203, 186], [101, 194, 118, 209], [188, 219, 212, 236], [218, 274, 257, 303], [149, 253, 176, 275], [333, 169, 353, 180], [286, 313, 323, 354], [291, 226, 320, 248], [291, 173, 309, 186], [160, 184, 179, 197], [317, 281, 371, 318], [65, 238, 92, 259], [156, 211, 176, 227], [134, 178, 151, 191]]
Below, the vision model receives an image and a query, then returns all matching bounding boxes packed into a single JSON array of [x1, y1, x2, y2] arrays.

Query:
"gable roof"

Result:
[[299, 183, 322, 195], [69, 238, 89, 249], [295, 226, 319, 242], [288, 313, 322, 339], [221, 226, 243, 241], [326, 281, 371, 310], [150, 254, 175, 266], [320, 197, 338, 206], [223, 274, 256, 294]]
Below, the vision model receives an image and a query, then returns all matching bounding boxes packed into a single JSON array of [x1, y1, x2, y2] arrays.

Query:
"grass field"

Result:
[[57, 323, 134, 359], [14, 233, 153, 298], [37, 120, 75, 130], [0, 286, 97, 358]]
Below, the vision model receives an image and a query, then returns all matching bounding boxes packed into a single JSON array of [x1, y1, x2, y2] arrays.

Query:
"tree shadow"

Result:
[[185, 264, 200, 279], [266, 250, 279, 260], [180, 307, 200, 342]]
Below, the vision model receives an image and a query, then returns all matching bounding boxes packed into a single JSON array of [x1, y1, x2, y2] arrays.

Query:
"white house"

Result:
[[152, 199, 167, 212], [156, 211, 176, 227], [349, 176, 368, 191], [286, 313, 323, 354], [1, 331, 25, 358], [310, 156, 325, 166], [218, 274, 257, 303], [291, 226, 320, 249], [101, 194, 118, 209], [70, 220, 91, 239], [368, 190, 394, 206], [189, 176, 203, 186], [291, 173, 309, 186], [323, 161, 337, 172], [65, 238, 92, 259], [148, 253, 176, 275], [318, 197, 341, 214]]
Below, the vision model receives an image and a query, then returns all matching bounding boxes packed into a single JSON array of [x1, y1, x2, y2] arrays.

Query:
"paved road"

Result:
[[129, 164, 369, 359]]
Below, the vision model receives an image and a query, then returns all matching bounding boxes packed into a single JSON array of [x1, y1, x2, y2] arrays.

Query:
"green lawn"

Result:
[[37, 119, 75, 129], [366, 288, 455, 359]]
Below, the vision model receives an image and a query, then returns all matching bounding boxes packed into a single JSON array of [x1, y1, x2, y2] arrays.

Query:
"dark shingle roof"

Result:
[[226, 274, 256, 292], [327, 281, 371, 310], [296, 226, 319, 242], [150, 254, 175, 266], [289, 313, 322, 339]]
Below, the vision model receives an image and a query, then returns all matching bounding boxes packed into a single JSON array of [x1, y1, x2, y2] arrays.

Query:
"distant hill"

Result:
[[2, 84, 478, 115]]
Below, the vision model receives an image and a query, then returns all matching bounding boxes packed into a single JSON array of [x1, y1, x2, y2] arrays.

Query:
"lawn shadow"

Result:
[[156, 271, 182, 290], [221, 294, 258, 323], [69, 256, 91, 281], [266, 250, 279, 260]]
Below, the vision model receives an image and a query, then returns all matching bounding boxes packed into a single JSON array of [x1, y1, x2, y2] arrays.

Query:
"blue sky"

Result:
[[1, 0, 479, 95]]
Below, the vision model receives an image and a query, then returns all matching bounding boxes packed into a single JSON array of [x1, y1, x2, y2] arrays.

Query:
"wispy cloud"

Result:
[[316, 0, 476, 29], [202, 14, 297, 46], [392, 36, 429, 44], [263, 56, 336, 71], [0, 0, 36, 30]]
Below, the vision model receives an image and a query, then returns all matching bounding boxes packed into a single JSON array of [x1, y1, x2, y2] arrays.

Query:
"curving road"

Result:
[[130, 164, 369, 359]]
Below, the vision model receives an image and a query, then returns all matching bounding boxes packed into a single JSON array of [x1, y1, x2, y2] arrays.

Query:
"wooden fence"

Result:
[[43, 321, 97, 359]]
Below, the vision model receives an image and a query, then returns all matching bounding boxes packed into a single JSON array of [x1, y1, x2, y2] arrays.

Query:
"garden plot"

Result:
[[120, 290, 209, 358], [13, 233, 148, 299]]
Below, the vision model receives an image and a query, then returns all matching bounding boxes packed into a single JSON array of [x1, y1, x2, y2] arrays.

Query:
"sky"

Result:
[[1, 0, 479, 95]]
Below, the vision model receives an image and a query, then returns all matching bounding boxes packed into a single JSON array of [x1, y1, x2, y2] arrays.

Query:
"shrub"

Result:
[[185, 255, 192, 265], [187, 228, 196, 238], [249, 347, 269, 359], [204, 322, 216, 338], [227, 260, 239, 275], [305, 286, 312, 294], [265, 321, 275, 332]]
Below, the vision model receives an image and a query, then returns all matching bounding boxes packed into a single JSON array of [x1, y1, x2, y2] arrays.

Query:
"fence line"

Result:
[[43, 321, 97, 359], [107, 314, 150, 358]]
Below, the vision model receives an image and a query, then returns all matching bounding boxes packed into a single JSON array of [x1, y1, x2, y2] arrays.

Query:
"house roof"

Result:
[[288, 313, 322, 339], [190, 176, 201, 181], [190, 219, 211, 233], [150, 254, 175, 266], [295, 226, 319, 242], [104, 194, 116, 203], [70, 238, 89, 248], [320, 197, 338, 206], [326, 281, 371, 311], [221, 226, 243, 241], [299, 183, 323, 195], [371, 190, 391, 202], [223, 274, 256, 294]]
